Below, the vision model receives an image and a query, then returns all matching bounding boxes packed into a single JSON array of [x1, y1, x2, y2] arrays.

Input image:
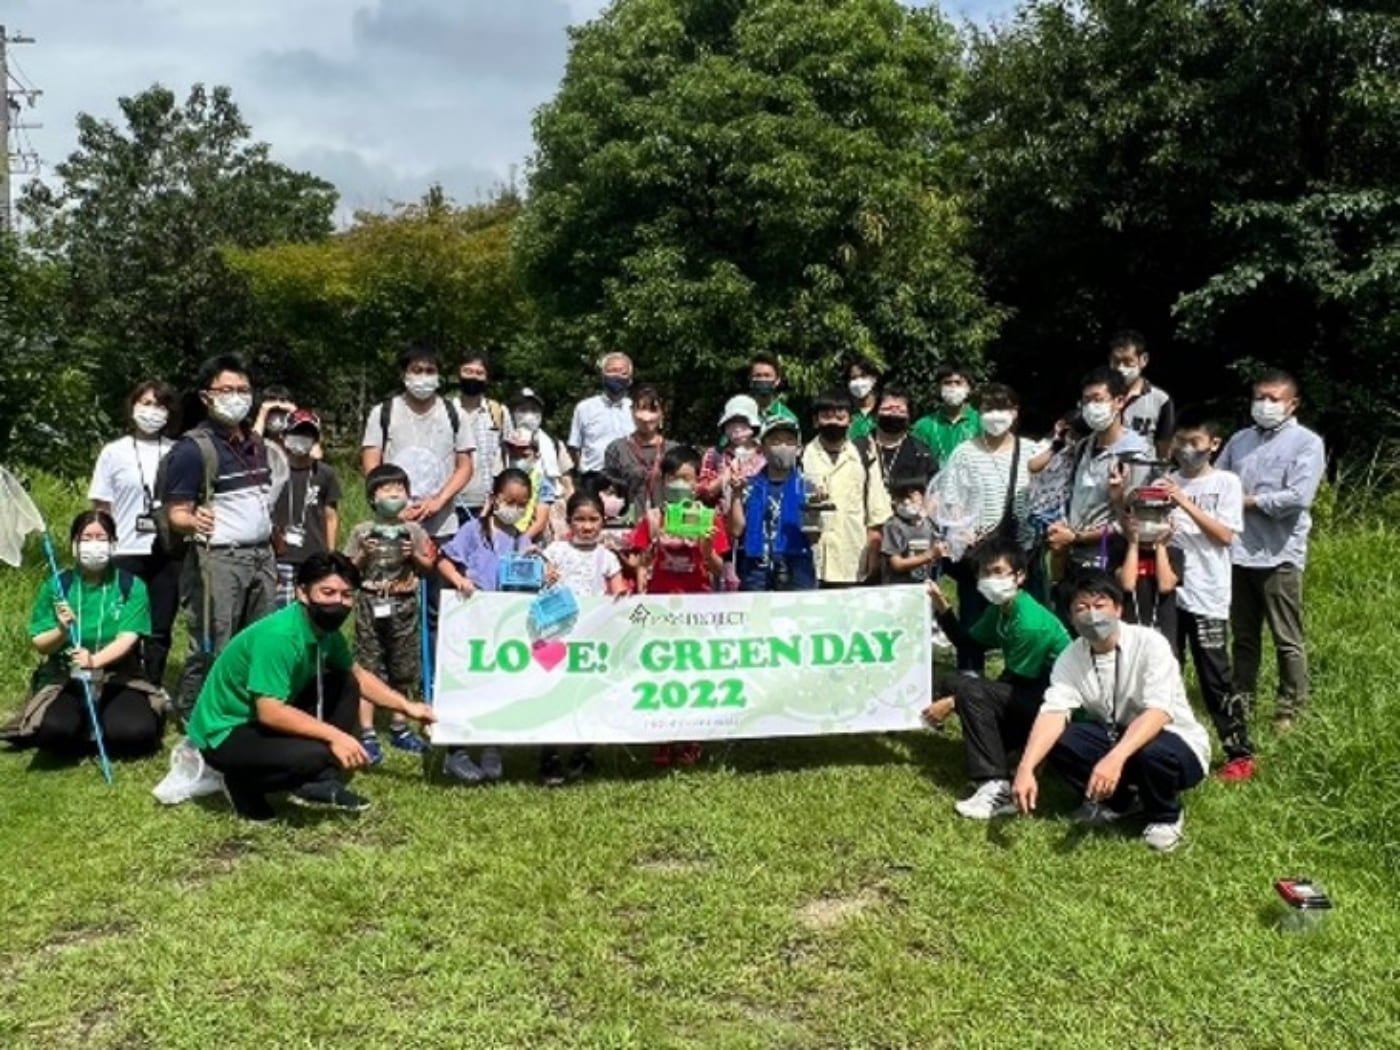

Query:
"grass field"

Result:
[[1, 471, 1398, 1048]]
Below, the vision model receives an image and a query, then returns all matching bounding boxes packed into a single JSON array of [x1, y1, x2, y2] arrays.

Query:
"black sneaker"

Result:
[[565, 747, 595, 783], [539, 749, 566, 788], [288, 779, 372, 813], [223, 782, 277, 822]]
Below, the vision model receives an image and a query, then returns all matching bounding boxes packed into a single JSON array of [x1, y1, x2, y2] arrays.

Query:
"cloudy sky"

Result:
[[4, 0, 1017, 221]]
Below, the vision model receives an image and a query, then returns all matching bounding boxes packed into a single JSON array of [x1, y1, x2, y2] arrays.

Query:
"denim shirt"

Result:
[[1216, 418, 1325, 569]]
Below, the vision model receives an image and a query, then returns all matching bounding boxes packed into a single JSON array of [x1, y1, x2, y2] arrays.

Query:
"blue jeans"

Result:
[[735, 552, 816, 592]]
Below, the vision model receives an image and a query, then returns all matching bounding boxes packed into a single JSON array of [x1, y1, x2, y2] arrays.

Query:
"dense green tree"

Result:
[[516, 0, 1002, 436]]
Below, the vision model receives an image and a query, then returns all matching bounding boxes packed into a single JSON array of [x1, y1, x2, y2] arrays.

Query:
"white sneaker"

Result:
[[929, 621, 955, 656], [954, 779, 1015, 820], [1143, 817, 1185, 853]]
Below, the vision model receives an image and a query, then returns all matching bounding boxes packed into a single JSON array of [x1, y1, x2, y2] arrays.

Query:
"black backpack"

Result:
[[152, 428, 220, 558]]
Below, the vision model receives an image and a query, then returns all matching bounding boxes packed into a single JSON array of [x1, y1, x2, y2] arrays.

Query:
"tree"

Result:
[[516, 0, 1002, 437], [19, 84, 337, 414], [963, 0, 1400, 441]]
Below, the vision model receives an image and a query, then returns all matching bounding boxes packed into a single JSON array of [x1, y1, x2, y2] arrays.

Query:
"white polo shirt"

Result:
[[88, 435, 174, 556], [568, 394, 634, 474]]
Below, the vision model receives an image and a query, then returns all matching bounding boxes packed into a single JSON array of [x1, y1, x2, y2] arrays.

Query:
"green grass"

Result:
[[1, 472, 1398, 1048]]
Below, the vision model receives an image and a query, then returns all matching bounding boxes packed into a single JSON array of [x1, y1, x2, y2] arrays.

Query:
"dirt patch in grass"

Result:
[[41, 920, 133, 955], [796, 890, 881, 931]]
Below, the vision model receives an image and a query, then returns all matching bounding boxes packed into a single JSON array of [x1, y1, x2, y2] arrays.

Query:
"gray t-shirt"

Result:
[[881, 516, 938, 584], [361, 396, 476, 538], [1122, 381, 1174, 448]]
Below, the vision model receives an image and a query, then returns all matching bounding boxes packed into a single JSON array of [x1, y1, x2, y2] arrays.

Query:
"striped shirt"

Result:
[[935, 436, 1034, 549], [164, 423, 274, 547]]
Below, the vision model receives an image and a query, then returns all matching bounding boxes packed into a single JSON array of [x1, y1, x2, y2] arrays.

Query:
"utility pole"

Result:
[[1, 24, 42, 234]]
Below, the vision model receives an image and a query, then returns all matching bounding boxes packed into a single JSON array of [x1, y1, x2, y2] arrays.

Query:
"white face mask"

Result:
[[981, 410, 1015, 437], [77, 540, 113, 571], [1081, 401, 1117, 432], [494, 505, 526, 527], [1115, 365, 1141, 385], [940, 383, 969, 407], [209, 393, 252, 427], [977, 575, 1018, 606], [1252, 399, 1289, 430], [132, 405, 169, 435], [895, 500, 922, 522], [515, 412, 542, 432], [848, 377, 876, 400], [285, 434, 316, 457], [405, 373, 440, 400]]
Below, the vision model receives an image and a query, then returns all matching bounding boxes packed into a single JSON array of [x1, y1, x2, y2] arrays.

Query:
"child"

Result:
[[1164, 413, 1252, 780], [1112, 502, 1184, 659], [437, 468, 538, 785], [800, 388, 894, 587], [881, 475, 940, 584], [727, 418, 817, 592], [539, 491, 628, 786], [578, 471, 641, 593], [272, 410, 341, 608], [343, 464, 437, 764], [500, 427, 556, 544], [629, 446, 728, 767]]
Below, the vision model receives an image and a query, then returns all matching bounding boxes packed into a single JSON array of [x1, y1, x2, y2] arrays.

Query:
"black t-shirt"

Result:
[[274, 462, 342, 564], [1106, 534, 1185, 660], [859, 435, 936, 496]]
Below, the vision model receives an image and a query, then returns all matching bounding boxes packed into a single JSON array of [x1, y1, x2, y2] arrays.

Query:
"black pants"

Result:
[[942, 672, 1045, 782], [947, 559, 988, 674], [1047, 723, 1205, 823], [1178, 609, 1251, 760], [34, 681, 164, 759], [201, 670, 359, 813], [114, 551, 182, 686]]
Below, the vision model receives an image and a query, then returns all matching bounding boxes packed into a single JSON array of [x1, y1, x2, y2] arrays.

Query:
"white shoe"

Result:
[[1143, 817, 1185, 853], [929, 622, 955, 656], [954, 779, 1015, 820]]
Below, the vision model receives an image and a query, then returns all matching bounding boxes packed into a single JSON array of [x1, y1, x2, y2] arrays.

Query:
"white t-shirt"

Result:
[[362, 396, 476, 539], [568, 394, 635, 474], [1167, 469, 1244, 620], [543, 540, 621, 597], [1042, 623, 1210, 774], [88, 436, 174, 556]]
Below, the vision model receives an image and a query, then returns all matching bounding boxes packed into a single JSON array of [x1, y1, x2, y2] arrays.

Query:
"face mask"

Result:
[[978, 575, 1018, 606], [1115, 366, 1141, 385], [750, 379, 777, 397], [725, 422, 755, 445], [266, 411, 289, 435], [940, 384, 969, 407], [76, 540, 112, 571], [1081, 401, 1117, 432], [1174, 447, 1209, 472], [494, 504, 526, 527], [876, 414, 909, 435], [209, 393, 252, 427], [895, 501, 922, 522], [405, 374, 440, 400], [132, 405, 168, 435], [285, 434, 316, 457], [1073, 609, 1119, 644], [602, 375, 631, 397], [848, 377, 876, 400], [818, 423, 847, 444], [981, 410, 1015, 438], [307, 601, 352, 634], [1252, 399, 1289, 430], [459, 378, 487, 398], [375, 496, 407, 518], [601, 494, 625, 518], [663, 482, 694, 504], [515, 411, 542, 432], [766, 446, 799, 471]]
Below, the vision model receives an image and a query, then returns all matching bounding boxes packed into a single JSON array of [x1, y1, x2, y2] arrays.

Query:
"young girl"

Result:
[[437, 468, 537, 785], [539, 491, 627, 786], [629, 446, 728, 767]]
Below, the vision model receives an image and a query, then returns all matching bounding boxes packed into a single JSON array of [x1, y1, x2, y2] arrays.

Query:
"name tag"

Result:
[[283, 527, 306, 549], [372, 601, 394, 619], [135, 514, 158, 535]]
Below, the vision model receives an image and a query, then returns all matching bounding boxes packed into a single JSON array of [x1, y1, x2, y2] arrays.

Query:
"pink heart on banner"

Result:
[[532, 639, 568, 672]]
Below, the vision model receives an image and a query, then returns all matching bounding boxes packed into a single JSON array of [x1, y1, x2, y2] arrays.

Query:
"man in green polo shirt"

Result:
[[911, 364, 982, 469], [923, 539, 1070, 819], [187, 550, 434, 820], [747, 352, 800, 429]]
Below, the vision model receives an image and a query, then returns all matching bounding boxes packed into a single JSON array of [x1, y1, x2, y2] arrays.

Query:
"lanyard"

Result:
[[280, 467, 315, 528], [1093, 645, 1125, 741], [69, 576, 113, 653], [131, 436, 167, 508], [314, 645, 325, 722]]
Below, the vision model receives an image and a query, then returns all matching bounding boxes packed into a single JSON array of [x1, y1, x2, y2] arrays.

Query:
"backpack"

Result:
[[378, 395, 501, 449], [153, 428, 220, 559]]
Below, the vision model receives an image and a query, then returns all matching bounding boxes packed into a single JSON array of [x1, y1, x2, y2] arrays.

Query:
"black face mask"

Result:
[[307, 601, 352, 634], [876, 415, 909, 435], [750, 379, 777, 397], [818, 423, 848, 444], [459, 378, 487, 397]]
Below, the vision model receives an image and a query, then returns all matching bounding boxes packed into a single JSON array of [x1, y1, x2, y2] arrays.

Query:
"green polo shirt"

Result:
[[912, 407, 982, 469], [760, 399, 799, 427], [186, 603, 354, 750], [968, 591, 1069, 681], [28, 571, 152, 688], [848, 410, 878, 442]]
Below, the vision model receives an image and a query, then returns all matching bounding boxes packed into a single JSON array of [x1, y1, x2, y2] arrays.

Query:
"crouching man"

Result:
[[1011, 570, 1209, 852], [185, 551, 435, 820]]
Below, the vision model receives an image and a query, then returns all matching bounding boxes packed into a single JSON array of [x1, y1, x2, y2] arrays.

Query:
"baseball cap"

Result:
[[760, 417, 801, 441], [512, 387, 545, 412], [718, 395, 761, 429], [286, 409, 321, 433]]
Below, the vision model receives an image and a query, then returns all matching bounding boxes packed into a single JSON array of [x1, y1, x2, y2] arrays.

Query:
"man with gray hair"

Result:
[[568, 352, 636, 474]]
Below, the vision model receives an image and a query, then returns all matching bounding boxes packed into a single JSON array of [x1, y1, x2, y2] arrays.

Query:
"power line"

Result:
[[1, 24, 43, 234]]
